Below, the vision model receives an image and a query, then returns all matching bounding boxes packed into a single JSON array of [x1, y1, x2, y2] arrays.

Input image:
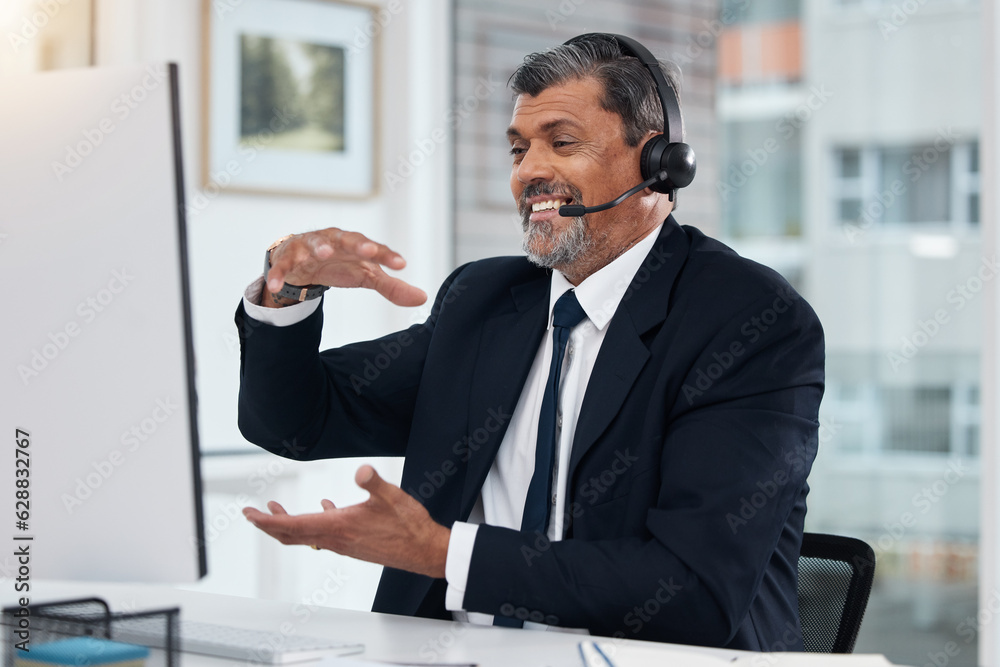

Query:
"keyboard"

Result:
[[114, 617, 365, 664]]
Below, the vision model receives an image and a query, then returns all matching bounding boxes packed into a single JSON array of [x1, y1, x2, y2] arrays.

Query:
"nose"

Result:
[[515, 146, 555, 185]]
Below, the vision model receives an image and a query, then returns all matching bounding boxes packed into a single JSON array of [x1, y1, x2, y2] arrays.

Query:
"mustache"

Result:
[[518, 183, 583, 214]]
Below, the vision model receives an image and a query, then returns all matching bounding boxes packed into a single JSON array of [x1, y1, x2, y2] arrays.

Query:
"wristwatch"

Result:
[[264, 235, 330, 302]]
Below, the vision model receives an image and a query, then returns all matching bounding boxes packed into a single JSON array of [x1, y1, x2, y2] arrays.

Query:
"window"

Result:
[[824, 382, 980, 458], [833, 142, 980, 229], [720, 119, 802, 238], [952, 382, 980, 457], [953, 143, 980, 225], [883, 386, 951, 453]]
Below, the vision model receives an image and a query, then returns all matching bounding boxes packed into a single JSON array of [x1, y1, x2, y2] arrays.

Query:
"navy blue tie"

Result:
[[521, 289, 587, 535], [494, 290, 586, 629]]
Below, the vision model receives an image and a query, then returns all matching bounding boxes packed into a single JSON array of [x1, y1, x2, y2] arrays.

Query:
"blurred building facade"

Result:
[[716, 1, 982, 663]]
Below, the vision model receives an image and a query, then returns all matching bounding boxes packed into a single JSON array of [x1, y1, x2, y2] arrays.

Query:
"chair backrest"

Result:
[[797, 532, 876, 653]]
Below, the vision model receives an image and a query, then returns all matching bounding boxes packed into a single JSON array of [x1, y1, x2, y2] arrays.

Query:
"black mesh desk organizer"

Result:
[[2, 598, 178, 667]]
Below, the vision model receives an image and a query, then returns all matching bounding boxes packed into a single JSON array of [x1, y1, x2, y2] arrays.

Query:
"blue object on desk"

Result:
[[15, 636, 149, 666]]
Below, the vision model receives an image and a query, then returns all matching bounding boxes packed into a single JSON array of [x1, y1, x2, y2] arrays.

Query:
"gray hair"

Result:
[[509, 34, 683, 147]]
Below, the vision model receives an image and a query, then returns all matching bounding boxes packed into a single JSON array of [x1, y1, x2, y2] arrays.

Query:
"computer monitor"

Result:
[[0, 63, 206, 582]]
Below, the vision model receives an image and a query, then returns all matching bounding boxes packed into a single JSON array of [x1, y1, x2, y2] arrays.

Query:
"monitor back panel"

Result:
[[0, 63, 206, 582]]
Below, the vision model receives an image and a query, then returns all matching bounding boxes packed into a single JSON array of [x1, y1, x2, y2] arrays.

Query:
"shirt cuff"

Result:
[[444, 521, 480, 612], [243, 276, 322, 327]]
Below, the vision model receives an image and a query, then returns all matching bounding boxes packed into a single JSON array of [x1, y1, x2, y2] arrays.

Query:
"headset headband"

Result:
[[558, 33, 696, 199], [562, 33, 684, 145]]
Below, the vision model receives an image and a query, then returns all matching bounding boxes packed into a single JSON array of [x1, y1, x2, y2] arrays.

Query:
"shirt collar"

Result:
[[547, 222, 664, 331]]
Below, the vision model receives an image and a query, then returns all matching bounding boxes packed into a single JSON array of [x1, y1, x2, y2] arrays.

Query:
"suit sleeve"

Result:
[[234, 266, 468, 461], [460, 286, 824, 647]]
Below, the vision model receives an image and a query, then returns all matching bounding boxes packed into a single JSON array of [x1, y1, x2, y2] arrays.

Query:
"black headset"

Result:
[[563, 33, 697, 199]]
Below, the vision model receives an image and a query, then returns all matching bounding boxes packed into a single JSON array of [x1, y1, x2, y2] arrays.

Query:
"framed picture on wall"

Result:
[[202, 0, 379, 198]]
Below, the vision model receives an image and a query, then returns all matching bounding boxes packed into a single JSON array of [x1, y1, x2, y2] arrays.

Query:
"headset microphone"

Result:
[[556, 33, 697, 218], [558, 171, 666, 217]]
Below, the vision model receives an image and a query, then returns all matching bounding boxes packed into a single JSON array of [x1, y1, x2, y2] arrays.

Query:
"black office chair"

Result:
[[797, 532, 876, 653]]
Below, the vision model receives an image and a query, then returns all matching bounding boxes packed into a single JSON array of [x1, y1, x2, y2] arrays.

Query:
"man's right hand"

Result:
[[263, 228, 428, 309]]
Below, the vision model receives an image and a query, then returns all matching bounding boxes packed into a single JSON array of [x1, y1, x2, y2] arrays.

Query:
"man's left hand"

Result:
[[243, 465, 450, 579]]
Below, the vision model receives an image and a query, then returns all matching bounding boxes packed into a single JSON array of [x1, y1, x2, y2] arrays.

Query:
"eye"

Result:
[[509, 146, 526, 156], [553, 141, 574, 149]]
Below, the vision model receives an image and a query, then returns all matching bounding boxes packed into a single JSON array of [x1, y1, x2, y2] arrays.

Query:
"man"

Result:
[[236, 34, 824, 651]]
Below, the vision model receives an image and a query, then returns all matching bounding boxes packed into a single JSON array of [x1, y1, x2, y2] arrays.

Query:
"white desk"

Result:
[[3, 582, 898, 667], [4, 580, 742, 667]]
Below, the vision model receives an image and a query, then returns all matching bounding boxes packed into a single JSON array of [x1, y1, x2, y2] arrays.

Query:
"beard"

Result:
[[518, 183, 593, 270]]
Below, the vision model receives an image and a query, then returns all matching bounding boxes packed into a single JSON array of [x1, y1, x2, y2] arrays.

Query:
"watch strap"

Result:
[[264, 247, 330, 302]]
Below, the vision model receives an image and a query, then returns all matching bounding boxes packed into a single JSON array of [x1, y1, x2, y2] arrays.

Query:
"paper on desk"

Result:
[[588, 641, 731, 667], [592, 641, 896, 667]]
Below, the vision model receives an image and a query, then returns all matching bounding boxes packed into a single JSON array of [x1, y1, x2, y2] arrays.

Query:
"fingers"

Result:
[[241, 503, 289, 529], [241, 482, 446, 576], [371, 274, 428, 308], [313, 229, 405, 268], [353, 465, 413, 509], [243, 504, 321, 547], [355, 464, 382, 494], [242, 506, 266, 524], [266, 229, 416, 296], [266, 232, 329, 291], [303, 230, 402, 271]]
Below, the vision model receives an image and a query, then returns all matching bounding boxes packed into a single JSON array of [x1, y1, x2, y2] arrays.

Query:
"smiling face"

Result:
[[508, 76, 671, 284]]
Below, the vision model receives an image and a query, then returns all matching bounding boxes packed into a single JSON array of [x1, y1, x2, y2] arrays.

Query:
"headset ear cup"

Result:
[[665, 142, 697, 189], [640, 137, 697, 194], [639, 136, 674, 194]]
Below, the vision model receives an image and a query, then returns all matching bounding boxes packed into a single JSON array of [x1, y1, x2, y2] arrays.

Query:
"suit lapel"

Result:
[[568, 217, 691, 480], [461, 274, 549, 516]]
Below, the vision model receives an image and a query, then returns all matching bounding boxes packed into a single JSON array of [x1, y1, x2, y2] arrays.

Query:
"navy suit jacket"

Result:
[[235, 217, 824, 650]]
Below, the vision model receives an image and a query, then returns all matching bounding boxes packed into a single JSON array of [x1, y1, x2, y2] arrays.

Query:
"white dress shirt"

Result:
[[241, 223, 663, 631]]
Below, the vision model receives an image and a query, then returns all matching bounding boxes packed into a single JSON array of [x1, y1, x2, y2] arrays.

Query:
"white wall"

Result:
[[93, 0, 453, 608]]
